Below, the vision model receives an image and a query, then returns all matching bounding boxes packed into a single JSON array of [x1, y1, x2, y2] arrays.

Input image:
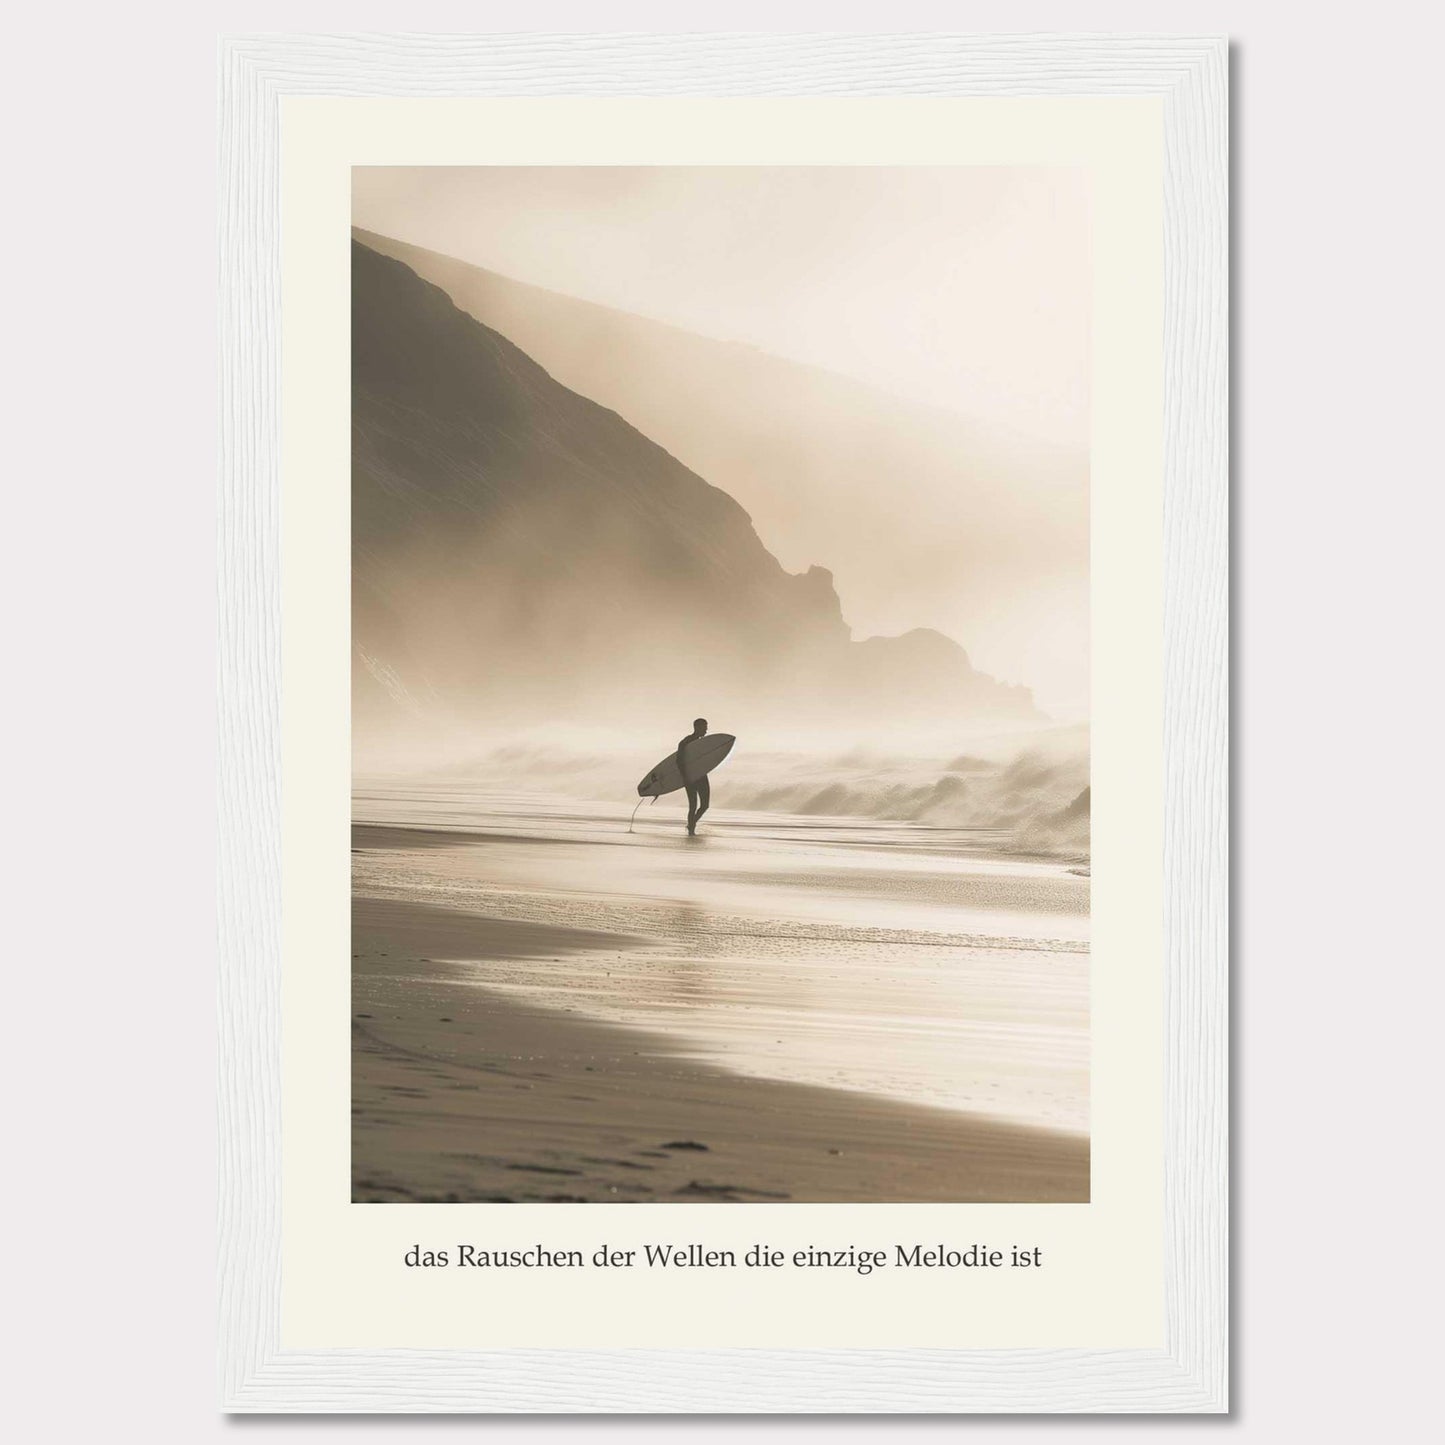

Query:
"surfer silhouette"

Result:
[[677, 718, 711, 835], [631, 723, 733, 835]]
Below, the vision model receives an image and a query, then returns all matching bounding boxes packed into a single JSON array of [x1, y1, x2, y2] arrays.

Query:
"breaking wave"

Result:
[[415, 724, 1090, 860]]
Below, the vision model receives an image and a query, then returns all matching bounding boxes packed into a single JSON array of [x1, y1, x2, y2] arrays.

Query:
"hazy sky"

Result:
[[353, 166, 1089, 451], [353, 167, 1090, 717]]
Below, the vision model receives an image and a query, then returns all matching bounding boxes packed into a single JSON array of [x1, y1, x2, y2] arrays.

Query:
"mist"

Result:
[[353, 166, 1090, 718], [352, 239, 1042, 773]]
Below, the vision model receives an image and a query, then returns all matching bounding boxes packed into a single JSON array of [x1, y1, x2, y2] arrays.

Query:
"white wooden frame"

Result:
[[218, 32, 1227, 1412]]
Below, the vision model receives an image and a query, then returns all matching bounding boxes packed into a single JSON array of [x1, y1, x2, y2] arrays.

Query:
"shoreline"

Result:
[[352, 891, 1089, 1204]]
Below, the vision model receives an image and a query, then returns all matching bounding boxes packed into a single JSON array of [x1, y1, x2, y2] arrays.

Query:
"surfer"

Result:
[[631, 724, 732, 835], [677, 718, 711, 835]]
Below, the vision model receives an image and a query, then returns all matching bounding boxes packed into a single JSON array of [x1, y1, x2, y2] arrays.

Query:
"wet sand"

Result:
[[352, 793, 1089, 1204]]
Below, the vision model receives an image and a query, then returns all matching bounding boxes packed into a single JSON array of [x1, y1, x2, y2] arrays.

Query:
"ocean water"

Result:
[[353, 782, 1089, 1135]]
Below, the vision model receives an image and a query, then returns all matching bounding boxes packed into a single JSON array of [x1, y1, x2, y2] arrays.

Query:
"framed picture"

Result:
[[219, 32, 1227, 1412]]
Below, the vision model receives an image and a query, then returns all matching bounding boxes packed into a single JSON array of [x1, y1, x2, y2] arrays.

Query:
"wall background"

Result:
[[5, 1, 1439, 1438]]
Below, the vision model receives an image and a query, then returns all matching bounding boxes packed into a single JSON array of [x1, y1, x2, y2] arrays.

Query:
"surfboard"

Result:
[[636, 734, 735, 797]]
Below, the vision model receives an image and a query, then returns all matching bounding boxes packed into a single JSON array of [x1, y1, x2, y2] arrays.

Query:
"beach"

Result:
[[352, 784, 1089, 1204]]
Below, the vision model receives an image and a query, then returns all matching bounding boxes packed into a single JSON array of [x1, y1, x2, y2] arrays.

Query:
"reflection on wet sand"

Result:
[[352, 787, 1089, 1203]]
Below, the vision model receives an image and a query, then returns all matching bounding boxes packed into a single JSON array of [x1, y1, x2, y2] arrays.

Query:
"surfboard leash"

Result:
[[627, 795, 656, 833]]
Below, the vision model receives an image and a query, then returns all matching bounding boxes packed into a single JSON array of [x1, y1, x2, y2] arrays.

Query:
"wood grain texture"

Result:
[[218, 32, 1228, 1413]]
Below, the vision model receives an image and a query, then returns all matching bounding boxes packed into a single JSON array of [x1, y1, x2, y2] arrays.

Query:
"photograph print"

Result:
[[349, 166, 1091, 1205]]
